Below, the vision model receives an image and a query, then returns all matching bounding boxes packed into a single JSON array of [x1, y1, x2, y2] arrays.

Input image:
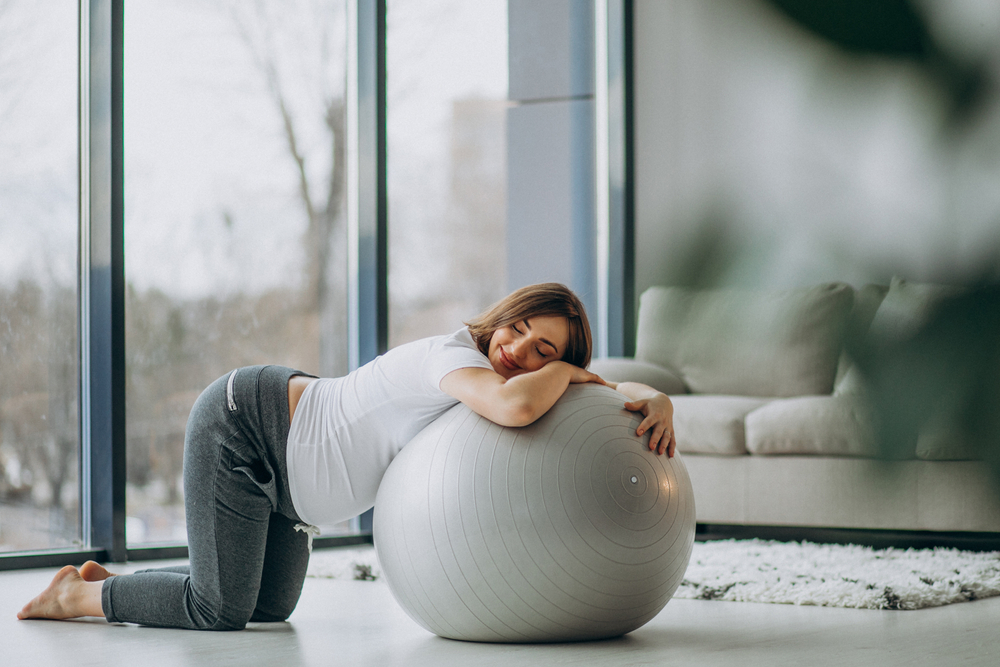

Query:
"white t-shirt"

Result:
[[286, 327, 494, 526]]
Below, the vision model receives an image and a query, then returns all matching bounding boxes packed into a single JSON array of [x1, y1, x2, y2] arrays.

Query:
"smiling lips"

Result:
[[499, 347, 521, 371]]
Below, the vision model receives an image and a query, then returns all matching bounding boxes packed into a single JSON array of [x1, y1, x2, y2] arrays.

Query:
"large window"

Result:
[[0, 1, 80, 554], [0, 0, 514, 566], [386, 0, 508, 345], [123, 0, 351, 546]]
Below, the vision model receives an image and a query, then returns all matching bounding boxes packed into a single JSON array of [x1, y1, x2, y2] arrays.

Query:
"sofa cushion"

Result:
[[588, 357, 687, 395], [636, 283, 854, 397], [745, 395, 882, 458], [671, 395, 771, 455]]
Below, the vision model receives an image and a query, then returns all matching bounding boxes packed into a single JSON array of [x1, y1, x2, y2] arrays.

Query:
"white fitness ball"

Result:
[[373, 383, 696, 643]]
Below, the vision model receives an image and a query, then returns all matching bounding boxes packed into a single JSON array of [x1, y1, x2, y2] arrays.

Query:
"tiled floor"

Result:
[[4, 554, 998, 666]]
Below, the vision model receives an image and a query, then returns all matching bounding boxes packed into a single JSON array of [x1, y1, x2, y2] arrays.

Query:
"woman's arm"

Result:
[[440, 361, 605, 427], [607, 381, 676, 457]]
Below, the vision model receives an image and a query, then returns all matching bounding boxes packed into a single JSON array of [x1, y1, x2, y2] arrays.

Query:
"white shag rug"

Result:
[[306, 539, 1000, 610], [675, 539, 1000, 610]]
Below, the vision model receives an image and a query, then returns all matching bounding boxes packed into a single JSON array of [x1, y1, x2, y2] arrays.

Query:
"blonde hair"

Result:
[[466, 283, 592, 369]]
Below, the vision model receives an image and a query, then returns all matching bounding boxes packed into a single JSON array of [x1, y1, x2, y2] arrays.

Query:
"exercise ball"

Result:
[[373, 383, 696, 643]]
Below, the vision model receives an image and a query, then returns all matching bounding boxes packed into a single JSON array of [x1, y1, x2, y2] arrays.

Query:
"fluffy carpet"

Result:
[[675, 539, 1000, 610], [306, 539, 1000, 610]]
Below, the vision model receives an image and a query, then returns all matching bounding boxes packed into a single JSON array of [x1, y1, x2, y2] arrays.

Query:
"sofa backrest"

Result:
[[635, 283, 855, 398]]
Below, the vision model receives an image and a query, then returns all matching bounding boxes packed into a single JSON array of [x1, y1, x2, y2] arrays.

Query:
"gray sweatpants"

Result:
[[102, 365, 312, 630]]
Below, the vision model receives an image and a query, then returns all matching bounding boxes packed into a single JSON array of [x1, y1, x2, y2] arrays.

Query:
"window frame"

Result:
[[0, 0, 387, 570], [0, 0, 631, 569], [595, 0, 635, 358]]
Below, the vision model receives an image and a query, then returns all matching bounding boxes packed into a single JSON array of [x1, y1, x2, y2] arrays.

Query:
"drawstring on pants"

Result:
[[294, 523, 321, 553]]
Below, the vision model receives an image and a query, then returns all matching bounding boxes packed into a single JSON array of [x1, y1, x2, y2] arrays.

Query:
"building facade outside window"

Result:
[[386, 0, 509, 346]]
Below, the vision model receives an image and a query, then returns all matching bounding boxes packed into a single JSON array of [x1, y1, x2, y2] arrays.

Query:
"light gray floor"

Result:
[[4, 554, 999, 667]]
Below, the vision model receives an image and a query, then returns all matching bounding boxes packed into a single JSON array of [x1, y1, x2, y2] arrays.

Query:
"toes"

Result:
[[79, 561, 114, 582]]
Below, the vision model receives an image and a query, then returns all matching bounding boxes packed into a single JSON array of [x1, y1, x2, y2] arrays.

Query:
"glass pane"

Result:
[[0, 0, 81, 553], [124, 0, 350, 546], [387, 0, 509, 346]]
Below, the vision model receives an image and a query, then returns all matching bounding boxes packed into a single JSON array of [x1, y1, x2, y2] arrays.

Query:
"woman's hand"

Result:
[[555, 361, 606, 386], [625, 394, 676, 457], [608, 381, 676, 457]]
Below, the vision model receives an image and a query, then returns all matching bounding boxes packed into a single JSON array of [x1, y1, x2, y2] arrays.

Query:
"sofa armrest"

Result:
[[588, 357, 687, 395]]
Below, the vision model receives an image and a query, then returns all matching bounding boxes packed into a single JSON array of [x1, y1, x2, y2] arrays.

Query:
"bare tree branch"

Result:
[[223, 0, 348, 379]]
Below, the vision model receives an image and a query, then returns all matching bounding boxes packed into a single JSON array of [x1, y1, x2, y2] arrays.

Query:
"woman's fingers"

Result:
[[635, 415, 677, 456], [650, 430, 674, 456], [636, 415, 662, 452], [654, 425, 675, 456], [624, 399, 648, 416], [620, 393, 675, 457], [648, 424, 665, 454], [637, 414, 656, 437], [625, 403, 675, 456]]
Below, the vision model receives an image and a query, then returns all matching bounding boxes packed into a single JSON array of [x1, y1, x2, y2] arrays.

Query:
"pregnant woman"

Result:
[[19, 282, 675, 630]]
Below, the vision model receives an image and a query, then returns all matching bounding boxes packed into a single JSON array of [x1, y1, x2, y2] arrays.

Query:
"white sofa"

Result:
[[592, 279, 1000, 537]]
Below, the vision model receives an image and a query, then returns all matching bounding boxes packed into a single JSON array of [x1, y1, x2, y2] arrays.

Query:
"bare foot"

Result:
[[18, 565, 104, 620], [79, 561, 116, 582]]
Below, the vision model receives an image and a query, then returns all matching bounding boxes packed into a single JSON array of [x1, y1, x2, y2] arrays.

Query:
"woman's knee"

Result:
[[249, 602, 297, 623], [248, 581, 304, 623], [211, 614, 253, 631], [198, 602, 256, 631]]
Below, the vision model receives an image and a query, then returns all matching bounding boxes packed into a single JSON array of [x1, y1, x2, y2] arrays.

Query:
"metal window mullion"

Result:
[[595, 0, 634, 358], [347, 0, 387, 373], [78, 0, 92, 554], [82, 0, 126, 563], [347, 0, 387, 535]]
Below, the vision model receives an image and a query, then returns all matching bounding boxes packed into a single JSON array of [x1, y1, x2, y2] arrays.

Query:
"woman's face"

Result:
[[488, 315, 570, 380]]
